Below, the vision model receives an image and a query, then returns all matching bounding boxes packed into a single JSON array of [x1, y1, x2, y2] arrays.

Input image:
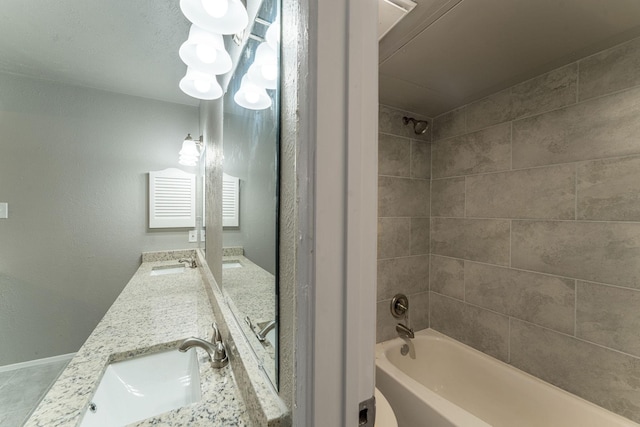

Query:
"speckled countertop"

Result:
[[222, 255, 276, 379], [25, 253, 252, 427]]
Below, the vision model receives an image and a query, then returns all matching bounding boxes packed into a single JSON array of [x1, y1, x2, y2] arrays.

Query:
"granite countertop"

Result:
[[25, 253, 252, 427], [222, 255, 276, 376]]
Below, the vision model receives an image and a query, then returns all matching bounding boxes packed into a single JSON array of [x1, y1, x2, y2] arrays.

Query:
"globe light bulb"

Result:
[[244, 90, 260, 104], [195, 43, 217, 64], [201, 0, 228, 18], [261, 63, 278, 81], [194, 79, 212, 93]]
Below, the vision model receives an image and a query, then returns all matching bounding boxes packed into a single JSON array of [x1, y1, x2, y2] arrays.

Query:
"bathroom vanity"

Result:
[[25, 250, 287, 426]]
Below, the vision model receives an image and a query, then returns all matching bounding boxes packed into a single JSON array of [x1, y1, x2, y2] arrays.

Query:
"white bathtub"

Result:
[[376, 329, 638, 427]]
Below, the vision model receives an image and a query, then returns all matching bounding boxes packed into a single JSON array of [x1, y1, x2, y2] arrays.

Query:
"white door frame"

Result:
[[285, 0, 379, 425]]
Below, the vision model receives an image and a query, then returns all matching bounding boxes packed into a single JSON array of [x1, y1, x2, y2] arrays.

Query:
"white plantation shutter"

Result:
[[149, 168, 196, 228], [222, 173, 239, 227]]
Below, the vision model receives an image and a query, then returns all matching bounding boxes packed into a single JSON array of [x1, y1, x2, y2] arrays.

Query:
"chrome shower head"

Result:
[[402, 116, 429, 135]]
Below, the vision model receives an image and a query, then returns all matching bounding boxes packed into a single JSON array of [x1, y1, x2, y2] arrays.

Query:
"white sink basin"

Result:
[[80, 349, 201, 426], [150, 264, 185, 276]]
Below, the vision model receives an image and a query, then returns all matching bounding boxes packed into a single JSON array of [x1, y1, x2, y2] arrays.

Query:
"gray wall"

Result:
[[0, 72, 200, 365], [376, 105, 431, 342], [221, 92, 278, 275], [428, 36, 640, 422]]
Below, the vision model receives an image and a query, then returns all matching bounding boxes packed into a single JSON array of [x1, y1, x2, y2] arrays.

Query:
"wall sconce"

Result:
[[234, 74, 272, 110], [179, 67, 223, 100], [179, 25, 232, 75], [180, 0, 248, 35], [179, 134, 204, 166]]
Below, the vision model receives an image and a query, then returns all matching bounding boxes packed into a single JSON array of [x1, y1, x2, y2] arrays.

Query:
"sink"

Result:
[[80, 349, 201, 426], [222, 260, 243, 269], [150, 264, 185, 276]]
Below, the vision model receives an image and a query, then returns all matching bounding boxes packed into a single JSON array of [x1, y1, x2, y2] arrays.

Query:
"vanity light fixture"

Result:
[[179, 134, 204, 166], [247, 42, 278, 90], [180, 0, 249, 35], [234, 74, 272, 110], [179, 25, 232, 75], [179, 67, 223, 100], [265, 18, 279, 50]]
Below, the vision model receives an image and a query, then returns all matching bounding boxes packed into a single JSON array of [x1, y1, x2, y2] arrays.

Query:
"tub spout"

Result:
[[396, 323, 414, 339]]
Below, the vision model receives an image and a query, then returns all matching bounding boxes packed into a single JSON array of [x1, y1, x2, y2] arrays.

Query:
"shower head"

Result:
[[402, 116, 429, 135]]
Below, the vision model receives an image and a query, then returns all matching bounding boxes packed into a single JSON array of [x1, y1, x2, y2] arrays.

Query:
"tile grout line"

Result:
[[574, 279, 578, 337]]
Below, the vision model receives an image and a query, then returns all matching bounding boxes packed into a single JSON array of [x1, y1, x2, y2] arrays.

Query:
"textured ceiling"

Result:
[[0, 0, 197, 106], [380, 0, 640, 117]]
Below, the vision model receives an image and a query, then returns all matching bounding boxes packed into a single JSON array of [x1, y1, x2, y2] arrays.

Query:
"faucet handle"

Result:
[[211, 322, 222, 343]]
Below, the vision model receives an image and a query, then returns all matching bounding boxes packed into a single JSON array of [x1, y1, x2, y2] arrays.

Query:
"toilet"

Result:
[[375, 388, 398, 427]]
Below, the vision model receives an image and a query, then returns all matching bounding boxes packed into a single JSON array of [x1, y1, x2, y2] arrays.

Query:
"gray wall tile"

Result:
[[376, 298, 397, 343], [512, 87, 640, 169], [378, 176, 430, 217], [577, 156, 640, 221], [465, 165, 575, 220], [431, 177, 465, 217], [410, 291, 429, 331], [378, 217, 411, 259], [411, 140, 431, 179], [511, 63, 577, 119], [432, 123, 511, 179], [429, 255, 464, 300], [433, 107, 466, 141], [410, 217, 430, 255], [377, 255, 429, 300], [577, 281, 640, 357], [466, 89, 512, 132], [579, 37, 640, 101], [430, 292, 509, 361], [431, 218, 510, 265], [379, 104, 431, 142], [465, 262, 575, 334], [510, 319, 640, 423], [378, 133, 410, 177], [512, 221, 640, 289]]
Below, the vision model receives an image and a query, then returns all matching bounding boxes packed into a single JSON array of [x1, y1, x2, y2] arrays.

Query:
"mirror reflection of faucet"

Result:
[[245, 316, 277, 343]]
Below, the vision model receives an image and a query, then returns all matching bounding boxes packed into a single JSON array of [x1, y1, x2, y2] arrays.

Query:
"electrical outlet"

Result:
[[188, 230, 197, 242], [0, 203, 7, 219], [200, 230, 206, 241]]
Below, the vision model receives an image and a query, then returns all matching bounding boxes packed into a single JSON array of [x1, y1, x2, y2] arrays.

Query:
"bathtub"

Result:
[[376, 329, 638, 427]]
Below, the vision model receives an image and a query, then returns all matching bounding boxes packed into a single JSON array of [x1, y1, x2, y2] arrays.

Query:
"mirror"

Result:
[[0, 0, 281, 401], [220, 0, 280, 385]]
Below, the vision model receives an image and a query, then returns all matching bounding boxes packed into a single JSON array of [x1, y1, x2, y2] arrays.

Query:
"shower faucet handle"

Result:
[[390, 294, 409, 318]]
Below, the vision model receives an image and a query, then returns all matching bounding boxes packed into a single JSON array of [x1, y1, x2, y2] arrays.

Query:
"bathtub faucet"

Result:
[[396, 323, 414, 339]]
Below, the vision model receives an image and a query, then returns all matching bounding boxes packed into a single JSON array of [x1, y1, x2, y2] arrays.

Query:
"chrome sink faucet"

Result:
[[179, 323, 228, 368], [178, 257, 197, 268]]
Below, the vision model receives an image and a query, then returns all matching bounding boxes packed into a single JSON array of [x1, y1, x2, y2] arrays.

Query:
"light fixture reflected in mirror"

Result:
[[180, 0, 248, 35], [179, 67, 223, 100], [247, 43, 278, 90], [265, 18, 279, 50], [179, 134, 204, 166], [234, 74, 272, 110], [179, 25, 232, 75]]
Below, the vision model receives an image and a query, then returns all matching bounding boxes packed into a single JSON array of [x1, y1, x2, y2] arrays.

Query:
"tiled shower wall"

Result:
[[376, 105, 432, 342], [429, 36, 640, 422]]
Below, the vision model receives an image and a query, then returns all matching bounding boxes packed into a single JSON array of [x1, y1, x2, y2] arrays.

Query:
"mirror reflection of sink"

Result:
[[222, 260, 243, 269], [150, 264, 185, 276], [79, 348, 201, 426]]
